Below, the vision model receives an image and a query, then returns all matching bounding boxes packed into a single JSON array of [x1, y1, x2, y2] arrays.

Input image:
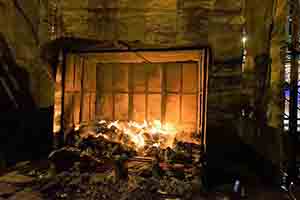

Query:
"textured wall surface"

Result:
[[52, 0, 244, 125], [0, 0, 54, 108], [0, 0, 287, 165], [241, 0, 287, 165]]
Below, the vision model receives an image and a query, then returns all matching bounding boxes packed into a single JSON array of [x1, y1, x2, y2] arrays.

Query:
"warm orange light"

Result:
[[78, 119, 181, 154]]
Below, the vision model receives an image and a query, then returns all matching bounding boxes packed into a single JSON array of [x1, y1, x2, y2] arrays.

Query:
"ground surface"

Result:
[[0, 161, 297, 200]]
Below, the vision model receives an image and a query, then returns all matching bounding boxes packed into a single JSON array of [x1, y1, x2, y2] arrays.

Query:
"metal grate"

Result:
[[95, 62, 201, 133], [53, 49, 209, 147]]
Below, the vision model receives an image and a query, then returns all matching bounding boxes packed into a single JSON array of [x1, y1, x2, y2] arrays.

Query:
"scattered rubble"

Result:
[[0, 122, 206, 199]]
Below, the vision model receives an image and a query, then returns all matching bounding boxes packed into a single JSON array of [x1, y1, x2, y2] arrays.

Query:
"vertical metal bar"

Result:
[[128, 64, 134, 120], [196, 55, 202, 135], [59, 49, 66, 144], [145, 64, 149, 121], [201, 50, 209, 151], [112, 64, 116, 120], [88, 93, 92, 121], [79, 57, 85, 123], [161, 64, 167, 123], [179, 63, 183, 124], [71, 55, 75, 126], [95, 64, 100, 120]]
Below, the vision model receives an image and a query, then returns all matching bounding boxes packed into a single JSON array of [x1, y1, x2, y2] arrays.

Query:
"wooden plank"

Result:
[[183, 62, 198, 93], [182, 95, 197, 123], [133, 94, 146, 122], [148, 94, 161, 121], [165, 94, 180, 123], [84, 50, 203, 63], [166, 63, 181, 92], [114, 94, 129, 120]]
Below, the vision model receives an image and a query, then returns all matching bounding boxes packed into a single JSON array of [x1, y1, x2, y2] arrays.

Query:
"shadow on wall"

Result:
[[0, 32, 53, 167], [206, 119, 281, 187]]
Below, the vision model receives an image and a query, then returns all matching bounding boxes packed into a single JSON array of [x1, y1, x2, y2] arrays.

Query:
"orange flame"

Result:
[[87, 120, 180, 154]]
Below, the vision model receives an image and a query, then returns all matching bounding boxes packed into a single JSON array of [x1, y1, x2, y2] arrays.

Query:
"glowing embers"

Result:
[[75, 119, 197, 155]]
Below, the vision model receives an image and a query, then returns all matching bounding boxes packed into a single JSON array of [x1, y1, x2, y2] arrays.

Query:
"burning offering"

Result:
[[73, 119, 200, 158]]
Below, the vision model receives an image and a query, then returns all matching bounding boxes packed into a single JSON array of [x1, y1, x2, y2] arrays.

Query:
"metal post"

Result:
[[58, 49, 66, 147], [288, 0, 299, 181]]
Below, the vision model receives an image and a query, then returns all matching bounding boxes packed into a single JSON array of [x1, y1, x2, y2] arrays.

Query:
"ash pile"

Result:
[[0, 121, 207, 200]]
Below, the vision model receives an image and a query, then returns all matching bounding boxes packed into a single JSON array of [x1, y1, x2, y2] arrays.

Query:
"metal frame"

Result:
[[54, 48, 210, 149]]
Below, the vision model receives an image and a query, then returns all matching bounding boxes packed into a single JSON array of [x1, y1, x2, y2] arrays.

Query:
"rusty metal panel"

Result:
[[83, 61, 96, 92], [113, 64, 129, 92], [97, 63, 113, 92], [148, 94, 161, 121], [181, 123, 197, 134], [73, 93, 81, 125], [114, 94, 129, 120], [148, 64, 162, 93], [90, 92, 96, 121], [96, 94, 113, 120], [82, 93, 91, 122], [65, 55, 75, 91], [166, 63, 181, 93], [165, 94, 180, 123], [133, 64, 146, 92], [86, 50, 202, 63], [182, 95, 197, 123], [74, 56, 83, 91], [88, 62, 97, 92], [63, 92, 74, 128], [183, 62, 198, 93], [133, 94, 146, 122]]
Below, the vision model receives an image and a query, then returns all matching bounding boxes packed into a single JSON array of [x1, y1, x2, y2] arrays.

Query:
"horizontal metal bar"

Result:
[[94, 91, 202, 95]]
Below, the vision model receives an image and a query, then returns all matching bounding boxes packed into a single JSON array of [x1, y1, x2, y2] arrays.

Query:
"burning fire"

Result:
[[77, 120, 180, 155]]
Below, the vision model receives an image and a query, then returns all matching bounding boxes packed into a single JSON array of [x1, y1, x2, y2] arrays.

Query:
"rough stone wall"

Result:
[[0, 0, 54, 108], [0, 0, 288, 165], [57, 0, 211, 46], [0, 0, 245, 126], [54, 0, 245, 133], [0, 0, 289, 167]]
